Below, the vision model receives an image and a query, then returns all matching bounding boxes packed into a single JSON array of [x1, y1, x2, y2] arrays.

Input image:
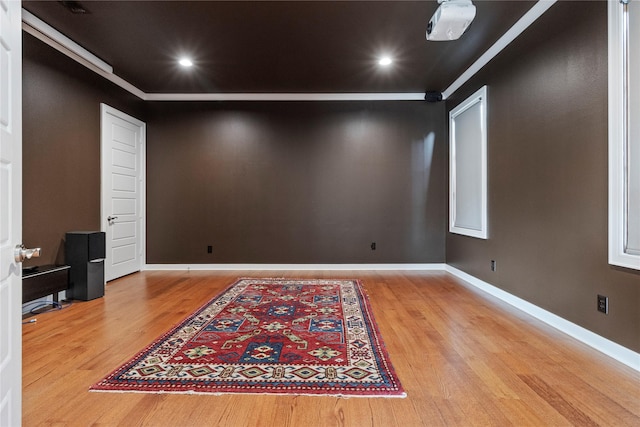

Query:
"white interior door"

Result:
[[0, 1, 22, 425], [101, 104, 145, 282]]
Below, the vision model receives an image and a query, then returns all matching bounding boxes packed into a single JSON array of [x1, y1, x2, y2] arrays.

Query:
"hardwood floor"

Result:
[[23, 271, 639, 426]]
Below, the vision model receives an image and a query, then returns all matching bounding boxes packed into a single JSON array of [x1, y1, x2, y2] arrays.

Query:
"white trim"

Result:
[[19, 17, 424, 103], [19, 12, 423, 103], [21, 20, 146, 100], [142, 262, 640, 370], [20, 2, 557, 103], [608, 0, 640, 270], [143, 93, 426, 102], [18, 10, 422, 103], [445, 265, 640, 372], [140, 129, 147, 274], [144, 263, 446, 271], [442, 0, 557, 100], [21, 9, 113, 74]]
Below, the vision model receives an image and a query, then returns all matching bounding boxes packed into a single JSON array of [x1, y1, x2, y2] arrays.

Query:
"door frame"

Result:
[[100, 104, 146, 281]]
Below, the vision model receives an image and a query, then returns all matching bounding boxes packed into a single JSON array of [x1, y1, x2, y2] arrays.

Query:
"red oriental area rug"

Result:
[[91, 278, 405, 397]]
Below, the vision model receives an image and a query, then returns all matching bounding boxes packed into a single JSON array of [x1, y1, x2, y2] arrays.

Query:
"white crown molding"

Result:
[[442, 0, 557, 100], [23, 1, 557, 102], [144, 263, 446, 271], [20, 9, 423, 103], [22, 9, 113, 74], [144, 93, 426, 102], [445, 265, 640, 372], [21, 11, 146, 100]]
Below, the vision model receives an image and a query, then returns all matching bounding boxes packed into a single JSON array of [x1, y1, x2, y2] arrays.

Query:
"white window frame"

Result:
[[609, 0, 640, 270], [449, 86, 488, 239]]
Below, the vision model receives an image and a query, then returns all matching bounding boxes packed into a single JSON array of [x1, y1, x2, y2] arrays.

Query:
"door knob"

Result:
[[14, 244, 42, 263], [107, 215, 118, 223]]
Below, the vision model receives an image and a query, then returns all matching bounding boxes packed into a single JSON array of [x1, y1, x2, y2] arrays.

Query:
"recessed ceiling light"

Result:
[[378, 56, 393, 67], [178, 58, 193, 67]]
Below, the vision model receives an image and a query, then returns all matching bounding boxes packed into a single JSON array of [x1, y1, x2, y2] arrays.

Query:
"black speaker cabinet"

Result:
[[65, 231, 106, 301]]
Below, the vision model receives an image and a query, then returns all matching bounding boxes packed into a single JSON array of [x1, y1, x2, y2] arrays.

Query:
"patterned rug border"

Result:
[[91, 277, 406, 398]]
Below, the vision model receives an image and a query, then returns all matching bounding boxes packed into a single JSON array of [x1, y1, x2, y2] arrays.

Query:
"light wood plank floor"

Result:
[[23, 271, 639, 426]]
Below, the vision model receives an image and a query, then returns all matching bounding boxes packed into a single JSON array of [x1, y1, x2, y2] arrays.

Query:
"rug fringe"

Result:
[[89, 388, 406, 399]]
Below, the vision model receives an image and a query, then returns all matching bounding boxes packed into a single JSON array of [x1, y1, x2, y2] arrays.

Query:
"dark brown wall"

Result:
[[146, 101, 446, 263], [23, 30, 446, 267], [446, 2, 640, 352], [22, 33, 145, 266], [24, 1, 636, 354]]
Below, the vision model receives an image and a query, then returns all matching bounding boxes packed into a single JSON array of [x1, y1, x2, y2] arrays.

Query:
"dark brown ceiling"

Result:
[[22, 1, 535, 94]]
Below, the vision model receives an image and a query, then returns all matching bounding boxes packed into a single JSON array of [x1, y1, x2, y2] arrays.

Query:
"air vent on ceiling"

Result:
[[59, 1, 90, 14]]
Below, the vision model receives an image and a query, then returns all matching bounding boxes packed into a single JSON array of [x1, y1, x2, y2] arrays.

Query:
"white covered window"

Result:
[[609, 0, 640, 270], [449, 86, 488, 239]]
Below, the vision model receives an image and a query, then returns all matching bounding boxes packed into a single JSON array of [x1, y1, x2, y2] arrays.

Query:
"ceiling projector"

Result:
[[426, 0, 476, 41]]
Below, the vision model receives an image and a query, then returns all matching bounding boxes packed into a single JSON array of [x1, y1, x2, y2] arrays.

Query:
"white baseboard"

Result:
[[445, 265, 640, 372], [142, 262, 638, 371], [144, 263, 446, 271]]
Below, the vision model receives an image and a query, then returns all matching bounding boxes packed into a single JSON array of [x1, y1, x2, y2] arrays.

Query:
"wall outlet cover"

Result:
[[597, 294, 608, 314]]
